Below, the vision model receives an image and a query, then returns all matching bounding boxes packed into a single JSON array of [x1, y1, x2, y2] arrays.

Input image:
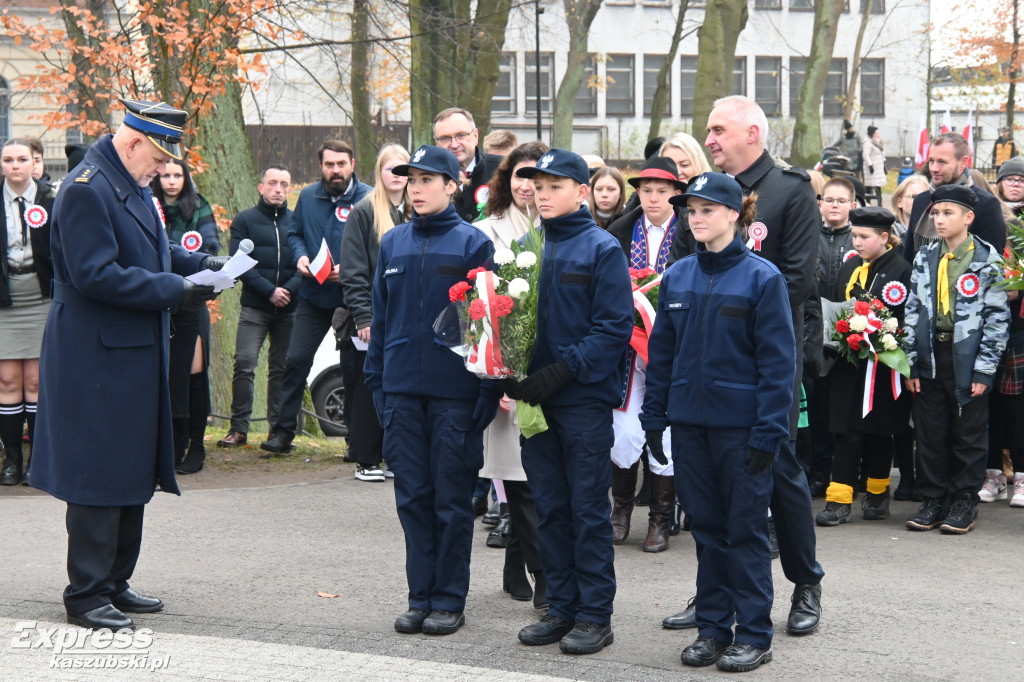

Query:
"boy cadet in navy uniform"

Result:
[[506, 149, 634, 655], [364, 145, 499, 636], [31, 99, 225, 631]]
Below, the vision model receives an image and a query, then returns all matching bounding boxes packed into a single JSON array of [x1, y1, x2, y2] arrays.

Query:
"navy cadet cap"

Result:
[[119, 98, 187, 160], [931, 184, 978, 211], [850, 205, 896, 230], [391, 144, 460, 183], [669, 172, 743, 213], [516, 148, 590, 185]]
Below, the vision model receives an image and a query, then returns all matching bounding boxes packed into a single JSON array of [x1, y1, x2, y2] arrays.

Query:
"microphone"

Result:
[[237, 239, 254, 255]]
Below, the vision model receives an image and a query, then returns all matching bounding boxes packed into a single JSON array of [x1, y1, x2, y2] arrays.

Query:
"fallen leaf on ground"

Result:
[[317, 591, 339, 598]]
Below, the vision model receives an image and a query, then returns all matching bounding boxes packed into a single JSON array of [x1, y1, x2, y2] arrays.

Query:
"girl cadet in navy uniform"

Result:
[[364, 145, 498, 637], [641, 173, 796, 673]]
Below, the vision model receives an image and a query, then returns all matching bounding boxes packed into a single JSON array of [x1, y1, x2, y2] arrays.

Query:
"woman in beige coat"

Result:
[[862, 125, 887, 205]]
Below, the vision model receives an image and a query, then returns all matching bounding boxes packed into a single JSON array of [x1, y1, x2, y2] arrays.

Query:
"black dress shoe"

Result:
[[680, 636, 729, 667], [518, 614, 573, 645], [67, 604, 134, 631], [716, 643, 772, 672], [111, 588, 164, 613], [662, 596, 697, 629], [175, 449, 205, 475], [472, 496, 488, 517], [394, 608, 429, 633], [421, 609, 465, 635], [503, 563, 533, 601], [487, 510, 511, 548], [559, 620, 613, 655], [259, 432, 294, 455], [787, 584, 821, 635], [482, 501, 501, 526]]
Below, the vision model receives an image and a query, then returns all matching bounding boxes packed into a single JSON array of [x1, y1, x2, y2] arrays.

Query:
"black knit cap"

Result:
[[850, 205, 895, 230], [931, 184, 978, 211]]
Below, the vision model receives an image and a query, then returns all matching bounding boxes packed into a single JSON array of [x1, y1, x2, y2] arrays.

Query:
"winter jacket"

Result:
[[0, 178, 55, 305], [904, 236, 1009, 406], [288, 175, 371, 310], [162, 194, 220, 256], [862, 138, 886, 187], [530, 207, 634, 409], [993, 139, 1018, 168], [230, 197, 301, 313], [817, 222, 855, 299], [364, 204, 494, 399], [339, 196, 405, 329], [610, 205, 695, 263], [640, 235, 796, 455], [455, 148, 503, 223], [904, 178, 1007, 263]]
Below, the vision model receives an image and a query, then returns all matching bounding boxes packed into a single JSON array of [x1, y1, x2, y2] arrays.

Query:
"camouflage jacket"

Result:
[[904, 236, 1010, 407]]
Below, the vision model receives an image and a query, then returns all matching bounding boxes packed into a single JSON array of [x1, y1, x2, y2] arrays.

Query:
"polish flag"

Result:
[[941, 109, 952, 134], [310, 237, 333, 284], [962, 109, 974, 166], [915, 112, 929, 169]]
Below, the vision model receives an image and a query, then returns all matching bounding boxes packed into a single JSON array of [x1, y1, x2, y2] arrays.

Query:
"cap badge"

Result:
[[539, 154, 554, 169], [412, 149, 426, 163], [693, 175, 708, 191]]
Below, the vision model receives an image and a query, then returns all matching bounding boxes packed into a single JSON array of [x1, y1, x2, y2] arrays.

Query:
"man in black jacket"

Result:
[[217, 165, 301, 448], [432, 108, 502, 222]]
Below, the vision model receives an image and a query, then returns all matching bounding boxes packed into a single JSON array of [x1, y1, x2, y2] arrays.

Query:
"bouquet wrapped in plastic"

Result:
[[628, 267, 661, 363]]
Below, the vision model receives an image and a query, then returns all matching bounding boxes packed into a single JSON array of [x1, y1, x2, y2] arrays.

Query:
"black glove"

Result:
[[180, 280, 216, 310], [470, 392, 500, 431], [645, 431, 668, 466], [868, 165, 875, 174], [500, 377, 524, 401], [518, 361, 574, 406], [203, 255, 230, 271], [746, 447, 776, 474]]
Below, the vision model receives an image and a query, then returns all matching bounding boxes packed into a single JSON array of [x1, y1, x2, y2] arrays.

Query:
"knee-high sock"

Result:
[[24, 401, 37, 443], [0, 402, 25, 449]]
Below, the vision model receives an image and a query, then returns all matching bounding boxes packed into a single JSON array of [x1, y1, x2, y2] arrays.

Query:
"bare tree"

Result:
[[648, 0, 691, 141], [551, 0, 604, 148], [791, 0, 844, 168], [692, 0, 748, 155]]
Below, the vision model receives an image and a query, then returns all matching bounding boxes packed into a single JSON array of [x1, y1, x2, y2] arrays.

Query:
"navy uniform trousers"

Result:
[[382, 393, 481, 613], [673, 425, 774, 649], [520, 402, 615, 626]]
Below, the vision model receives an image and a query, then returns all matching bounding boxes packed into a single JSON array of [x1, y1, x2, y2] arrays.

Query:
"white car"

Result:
[[307, 332, 347, 437]]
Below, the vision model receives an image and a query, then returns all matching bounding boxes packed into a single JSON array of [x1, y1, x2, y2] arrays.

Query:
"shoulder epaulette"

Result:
[[781, 165, 811, 182], [74, 164, 98, 184]]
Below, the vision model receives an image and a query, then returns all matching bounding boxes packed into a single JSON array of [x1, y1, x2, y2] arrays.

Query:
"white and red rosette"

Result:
[[335, 205, 350, 222], [843, 249, 858, 263], [474, 185, 490, 205], [181, 231, 203, 252], [23, 204, 48, 228], [956, 273, 980, 298], [152, 197, 166, 229], [881, 281, 908, 307], [748, 222, 767, 251]]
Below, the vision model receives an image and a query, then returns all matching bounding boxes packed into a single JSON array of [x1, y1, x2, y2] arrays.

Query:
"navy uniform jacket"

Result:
[[531, 208, 634, 408], [364, 204, 494, 400], [640, 236, 796, 455], [30, 135, 206, 506]]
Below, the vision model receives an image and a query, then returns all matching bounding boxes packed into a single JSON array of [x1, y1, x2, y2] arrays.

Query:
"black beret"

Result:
[[931, 184, 978, 211], [849, 205, 896, 230]]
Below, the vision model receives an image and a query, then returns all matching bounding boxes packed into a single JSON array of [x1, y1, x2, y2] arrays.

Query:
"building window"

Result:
[[860, 0, 884, 12], [789, 0, 814, 9], [492, 53, 517, 116], [823, 58, 846, 117], [732, 57, 747, 96], [860, 58, 885, 117], [0, 77, 10, 142], [525, 52, 554, 116], [755, 57, 781, 115], [643, 54, 671, 117], [606, 53, 635, 116], [679, 55, 697, 116], [575, 54, 598, 117], [755, 0, 781, 7]]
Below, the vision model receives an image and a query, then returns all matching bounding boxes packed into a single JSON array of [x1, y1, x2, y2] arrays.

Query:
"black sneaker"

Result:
[[905, 498, 946, 531], [861, 489, 890, 520], [559, 620, 613, 655], [939, 497, 978, 535], [815, 501, 852, 526], [355, 464, 386, 482], [259, 431, 294, 455]]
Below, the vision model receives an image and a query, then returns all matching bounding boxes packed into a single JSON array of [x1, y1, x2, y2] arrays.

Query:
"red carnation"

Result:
[[871, 299, 884, 310], [854, 301, 870, 315], [449, 281, 472, 302], [469, 298, 487, 320], [493, 295, 514, 317], [835, 319, 850, 333], [629, 268, 642, 279], [847, 333, 862, 351], [638, 267, 655, 279], [467, 267, 487, 280]]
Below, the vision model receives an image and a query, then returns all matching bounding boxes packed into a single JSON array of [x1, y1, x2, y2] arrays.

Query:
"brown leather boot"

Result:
[[643, 474, 674, 553], [610, 461, 639, 544]]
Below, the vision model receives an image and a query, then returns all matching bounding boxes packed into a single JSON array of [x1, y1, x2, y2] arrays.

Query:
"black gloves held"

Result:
[[470, 393, 500, 432], [518, 361, 574, 405], [746, 447, 775, 474], [180, 280, 216, 311], [499, 377, 523, 401], [645, 431, 668, 466], [203, 255, 230, 271]]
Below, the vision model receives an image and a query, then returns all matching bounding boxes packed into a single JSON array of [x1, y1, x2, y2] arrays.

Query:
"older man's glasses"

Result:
[[434, 131, 474, 146]]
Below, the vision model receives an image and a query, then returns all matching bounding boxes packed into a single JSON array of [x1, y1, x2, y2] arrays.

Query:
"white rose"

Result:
[[881, 333, 898, 351], [493, 248, 515, 265], [515, 251, 538, 268], [848, 315, 868, 332], [508, 278, 530, 299], [883, 317, 899, 332]]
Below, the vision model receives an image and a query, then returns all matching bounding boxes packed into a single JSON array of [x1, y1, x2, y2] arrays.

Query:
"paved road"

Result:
[[1, 475, 1021, 680]]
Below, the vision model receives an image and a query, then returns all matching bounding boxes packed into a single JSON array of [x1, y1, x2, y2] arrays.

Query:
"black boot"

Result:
[[1, 446, 23, 486], [502, 560, 533, 601], [635, 457, 651, 506], [178, 374, 208, 474], [487, 504, 511, 548], [643, 474, 674, 552], [531, 570, 548, 610], [610, 462, 638, 544], [172, 418, 190, 468]]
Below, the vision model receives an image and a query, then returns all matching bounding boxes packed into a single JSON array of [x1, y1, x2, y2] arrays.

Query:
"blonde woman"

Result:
[[339, 144, 410, 481], [660, 132, 712, 183], [889, 175, 929, 238]]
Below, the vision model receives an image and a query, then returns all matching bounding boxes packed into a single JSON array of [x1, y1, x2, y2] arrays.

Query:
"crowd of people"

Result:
[[2, 94, 1023, 674]]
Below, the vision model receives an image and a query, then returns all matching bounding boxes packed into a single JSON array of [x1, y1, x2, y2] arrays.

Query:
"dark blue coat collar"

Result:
[[696, 234, 748, 273], [411, 204, 463, 233], [541, 207, 593, 241]]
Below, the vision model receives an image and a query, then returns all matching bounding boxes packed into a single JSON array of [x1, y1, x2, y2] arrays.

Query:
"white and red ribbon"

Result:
[[861, 333, 902, 417], [466, 271, 508, 378], [748, 222, 767, 251], [882, 281, 907, 306], [152, 197, 166, 230], [956, 273, 980, 298], [23, 205, 47, 228], [181, 231, 203, 252], [335, 205, 350, 222]]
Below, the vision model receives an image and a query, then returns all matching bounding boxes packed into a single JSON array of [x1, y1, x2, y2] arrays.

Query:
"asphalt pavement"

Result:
[[1, 473, 1022, 680]]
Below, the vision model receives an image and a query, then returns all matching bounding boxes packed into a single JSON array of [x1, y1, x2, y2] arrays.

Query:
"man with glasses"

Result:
[[995, 156, 1024, 220], [432, 108, 502, 222]]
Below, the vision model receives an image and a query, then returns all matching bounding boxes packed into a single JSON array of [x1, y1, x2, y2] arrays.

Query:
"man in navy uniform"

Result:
[[31, 99, 225, 631]]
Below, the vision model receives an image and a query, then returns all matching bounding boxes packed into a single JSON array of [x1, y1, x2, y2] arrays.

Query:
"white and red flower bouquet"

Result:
[[628, 267, 661, 363]]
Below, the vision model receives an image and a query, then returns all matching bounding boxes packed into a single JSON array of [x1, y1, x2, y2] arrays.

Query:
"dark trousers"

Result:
[[989, 392, 1024, 471], [382, 394, 480, 612], [830, 433, 895, 487], [345, 348, 382, 466], [229, 305, 295, 434], [771, 439, 826, 586], [273, 300, 334, 437], [673, 425, 774, 650], [520, 402, 615, 626], [804, 375, 834, 481], [914, 342, 989, 500], [64, 504, 144, 614], [504, 480, 543, 575]]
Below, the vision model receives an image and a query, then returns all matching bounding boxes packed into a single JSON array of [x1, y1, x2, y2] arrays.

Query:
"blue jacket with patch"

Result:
[[531, 207, 634, 408], [365, 204, 495, 399], [640, 235, 796, 455], [288, 176, 371, 310]]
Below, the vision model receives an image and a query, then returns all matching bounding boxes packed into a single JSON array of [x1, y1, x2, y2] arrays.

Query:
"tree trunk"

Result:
[[843, 0, 873, 122], [552, 0, 604, 149], [692, 0, 748, 152], [460, 0, 513, 136], [648, 0, 690, 140], [60, 0, 109, 132], [1009, 0, 1020, 132], [791, 0, 844, 168], [351, 0, 376, 173], [409, 0, 457, 146]]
